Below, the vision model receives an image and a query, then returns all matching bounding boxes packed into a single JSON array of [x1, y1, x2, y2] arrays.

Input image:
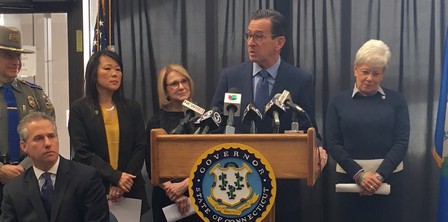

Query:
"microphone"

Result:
[[182, 100, 206, 116], [171, 100, 205, 134], [278, 90, 314, 131], [194, 107, 222, 134], [223, 88, 242, 134], [241, 103, 263, 134], [278, 90, 306, 114], [264, 93, 286, 133]]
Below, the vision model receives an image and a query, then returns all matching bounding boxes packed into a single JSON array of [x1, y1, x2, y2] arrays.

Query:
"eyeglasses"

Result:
[[244, 33, 280, 42], [166, 78, 189, 89], [0, 50, 21, 59]]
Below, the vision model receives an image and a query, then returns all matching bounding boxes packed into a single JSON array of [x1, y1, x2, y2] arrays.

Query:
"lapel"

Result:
[[240, 62, 254, 110], [25, 168, 50, 222], [116, 103, 126, 168], [271, 60, 290, 97], [50, 157, 71, 222], [92, 101, 110, 162]]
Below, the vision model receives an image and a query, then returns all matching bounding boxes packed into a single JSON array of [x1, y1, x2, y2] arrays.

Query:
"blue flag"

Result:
[[92, 0, 114, 53], [434, 27, 448, 222]]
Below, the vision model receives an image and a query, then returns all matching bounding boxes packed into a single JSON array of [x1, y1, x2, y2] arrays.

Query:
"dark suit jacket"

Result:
[[68, 98, 146, 194], [211, 60, 321, 222], [0, 157, 109, 222], [211, 60, 320, 137]]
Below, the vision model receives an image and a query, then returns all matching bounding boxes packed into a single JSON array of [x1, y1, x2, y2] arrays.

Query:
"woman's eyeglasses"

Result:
[[166, 78, 189, 89]]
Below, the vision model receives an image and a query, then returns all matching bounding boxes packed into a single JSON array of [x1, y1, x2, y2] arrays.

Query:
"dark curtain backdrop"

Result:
[[113, 0, 447, 221]]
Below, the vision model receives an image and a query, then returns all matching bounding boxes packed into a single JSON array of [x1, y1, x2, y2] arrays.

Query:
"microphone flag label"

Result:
[[182, 100, 205, 115], [224, 93, 242, 104], [224, 93, 242, 117], [189, 143, 276, 222]]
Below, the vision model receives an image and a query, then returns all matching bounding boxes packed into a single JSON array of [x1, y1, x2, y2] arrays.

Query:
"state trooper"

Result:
[[0, 25, 55, 211]]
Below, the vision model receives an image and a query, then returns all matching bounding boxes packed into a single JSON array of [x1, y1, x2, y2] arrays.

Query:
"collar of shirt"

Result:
[[0, 78, 18, 89], [252, 57, 281, 79], [252, 57, 281, 98], [33, 156, 60, 188], [351, 83, 386, 98]]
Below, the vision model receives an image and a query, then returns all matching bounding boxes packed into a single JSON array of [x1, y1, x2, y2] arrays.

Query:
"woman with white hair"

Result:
[[325, 39, 410, 222]]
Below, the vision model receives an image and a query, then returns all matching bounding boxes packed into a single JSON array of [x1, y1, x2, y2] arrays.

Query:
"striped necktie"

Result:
[[3, 84, 20, 163], [41, 172, 54, 219]]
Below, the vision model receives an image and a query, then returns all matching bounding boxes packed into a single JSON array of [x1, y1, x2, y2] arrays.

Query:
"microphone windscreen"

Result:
[[223, 88, 242, 117], [264, 93, 286, 118], [242, 103, 263, 124], [279, 90, 306, 113]]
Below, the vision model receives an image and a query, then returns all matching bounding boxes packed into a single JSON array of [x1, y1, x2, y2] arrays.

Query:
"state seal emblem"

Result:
[[189, 143, 276, 222]]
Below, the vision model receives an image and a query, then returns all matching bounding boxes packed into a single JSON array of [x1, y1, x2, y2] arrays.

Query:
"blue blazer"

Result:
[[1, 157, 109, 222], [211, 60, 320, 137]]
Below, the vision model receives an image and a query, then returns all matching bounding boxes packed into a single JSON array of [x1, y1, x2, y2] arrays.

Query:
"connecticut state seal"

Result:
[[189, 143, 276, 222]]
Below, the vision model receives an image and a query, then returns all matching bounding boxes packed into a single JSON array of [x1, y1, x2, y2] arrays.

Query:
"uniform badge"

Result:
[[27, 96, 36, 109], [43, 94, 54, 110]]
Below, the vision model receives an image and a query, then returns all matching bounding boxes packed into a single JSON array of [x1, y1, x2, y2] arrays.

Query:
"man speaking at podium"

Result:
[[211, 9, 327, 222]]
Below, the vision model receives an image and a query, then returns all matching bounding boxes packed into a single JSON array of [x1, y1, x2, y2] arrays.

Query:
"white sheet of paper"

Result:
[[162, 198, 196, 222], [109, 197, 142, 222], [335, 183, 390, 195]]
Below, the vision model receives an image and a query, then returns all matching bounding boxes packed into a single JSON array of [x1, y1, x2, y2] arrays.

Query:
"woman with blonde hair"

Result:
[[145, 64, 200, 222]]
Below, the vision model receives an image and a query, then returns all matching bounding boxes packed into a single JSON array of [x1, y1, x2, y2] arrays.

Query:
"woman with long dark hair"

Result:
[[69, 50, 149, 215]]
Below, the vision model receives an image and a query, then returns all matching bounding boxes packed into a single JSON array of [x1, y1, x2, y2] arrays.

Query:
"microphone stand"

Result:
[[249, 120, 256, 134], [225, 108, 236, 134], [272, 111, 280, 134], [291, 111, 299, 132], [193, 127, 202, 134], [201, 125, 210, 134]]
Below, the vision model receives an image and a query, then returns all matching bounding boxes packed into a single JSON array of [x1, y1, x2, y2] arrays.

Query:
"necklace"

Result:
[[105, 105, 115, 111]]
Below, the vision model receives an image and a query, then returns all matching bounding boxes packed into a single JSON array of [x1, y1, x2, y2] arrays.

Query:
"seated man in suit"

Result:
[[1, 112, 109, 222]]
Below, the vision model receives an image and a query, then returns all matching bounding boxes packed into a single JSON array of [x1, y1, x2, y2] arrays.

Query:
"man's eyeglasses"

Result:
[[166, 78, 189, 89], [244, 33, 280, 42]]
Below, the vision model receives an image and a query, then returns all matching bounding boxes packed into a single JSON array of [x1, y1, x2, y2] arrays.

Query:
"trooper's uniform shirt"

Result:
[[0, 78, 55, 165]]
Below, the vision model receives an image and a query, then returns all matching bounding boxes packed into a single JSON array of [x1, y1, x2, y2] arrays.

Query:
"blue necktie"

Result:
[[255, 70, 270, 111], [41, 172, 54, 219], [3, 84, 20, 163]]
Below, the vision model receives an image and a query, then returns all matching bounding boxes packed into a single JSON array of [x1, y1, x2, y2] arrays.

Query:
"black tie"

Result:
[[255, 70, 270, 111], [41, 172, 54, 219], [3, 84, 20, 163]]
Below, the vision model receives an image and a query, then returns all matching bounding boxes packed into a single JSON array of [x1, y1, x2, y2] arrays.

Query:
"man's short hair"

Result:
[[250, 9, 287, 37], [17, 112, 57, 142]]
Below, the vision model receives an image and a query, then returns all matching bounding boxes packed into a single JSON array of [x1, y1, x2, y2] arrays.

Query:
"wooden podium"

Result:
[[150, 128, 320, 222]]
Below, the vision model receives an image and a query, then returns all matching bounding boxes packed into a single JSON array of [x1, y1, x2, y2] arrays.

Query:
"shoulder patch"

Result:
[[19, 80, 43, 90]]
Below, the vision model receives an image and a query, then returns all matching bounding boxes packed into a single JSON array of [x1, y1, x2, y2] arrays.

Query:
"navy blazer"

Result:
[[68, 98, 146, 192], [211, 60, 320, 137], [1, 157, 109, 222]]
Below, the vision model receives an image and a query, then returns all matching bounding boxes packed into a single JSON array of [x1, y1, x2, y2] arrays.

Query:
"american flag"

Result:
[[92, 0, 114, 53], [434, 27, 448, 222]]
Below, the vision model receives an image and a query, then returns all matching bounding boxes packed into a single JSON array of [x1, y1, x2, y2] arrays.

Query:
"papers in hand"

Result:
[[109, 197, 142, 222], [335, 183, 391, 195], [162, 198, 196, 222]]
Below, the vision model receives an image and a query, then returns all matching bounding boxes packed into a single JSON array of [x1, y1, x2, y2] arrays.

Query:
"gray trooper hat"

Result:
[[0, 25, 34, 54]]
